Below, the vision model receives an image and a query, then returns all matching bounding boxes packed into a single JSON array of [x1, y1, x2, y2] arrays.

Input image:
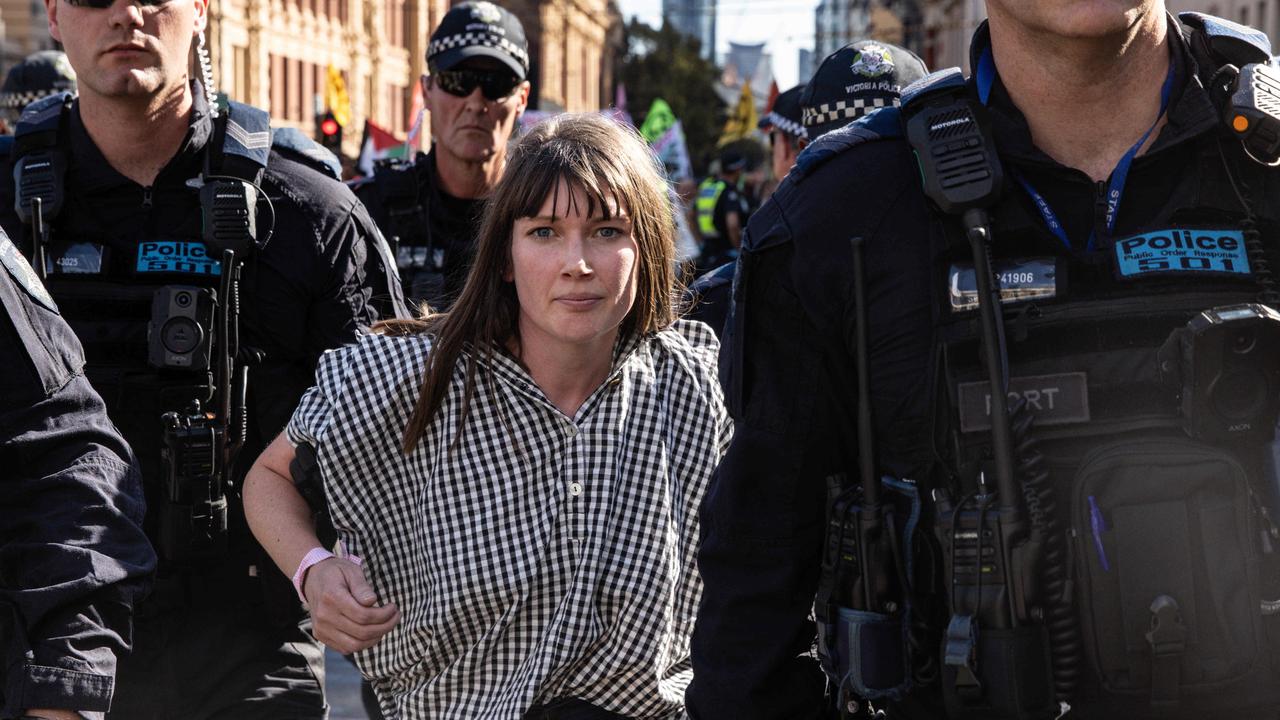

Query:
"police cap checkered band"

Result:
[[763, 111, 807, 140], [428, 32, 529, 72], [802, 96, 898, 128], [0, 90, 56, 109], [428, 2, 530, 79]]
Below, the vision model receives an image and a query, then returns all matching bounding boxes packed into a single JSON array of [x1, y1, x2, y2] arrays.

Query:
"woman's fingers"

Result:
[[305, 557, 401, 651]]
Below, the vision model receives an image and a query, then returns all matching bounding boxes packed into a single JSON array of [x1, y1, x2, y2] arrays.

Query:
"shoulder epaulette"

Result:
[[1181, 12, 1272, 66], [687, 261, 736, 298], [793, 106, 903, 180], [222, 101, 272, 168], [14, 92, 71, 137], [13, 92, 72, 158]]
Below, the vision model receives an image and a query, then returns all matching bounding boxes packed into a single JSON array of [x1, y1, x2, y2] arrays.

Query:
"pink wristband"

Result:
[[292, 547, 335, 603]]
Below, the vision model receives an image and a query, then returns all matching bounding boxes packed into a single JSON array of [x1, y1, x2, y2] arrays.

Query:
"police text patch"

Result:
[[1113, 229, 1250, 279], [136, 241, 221, 275]]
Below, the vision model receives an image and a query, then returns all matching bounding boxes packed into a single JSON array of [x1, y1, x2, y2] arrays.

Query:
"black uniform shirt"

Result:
[[688, 18, 1280, 720], [0, 90, 403, 603], [0, 231, 155, 719], [353, 150, 483, 312]]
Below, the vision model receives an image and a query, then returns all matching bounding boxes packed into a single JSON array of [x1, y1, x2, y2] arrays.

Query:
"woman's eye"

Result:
[[531, 227, 554, 238], [597, 227, 622, 239]]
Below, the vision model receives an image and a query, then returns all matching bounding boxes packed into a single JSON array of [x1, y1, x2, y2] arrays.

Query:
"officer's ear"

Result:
[[512, 80, 531, 115], [45, 0, 61, 42]]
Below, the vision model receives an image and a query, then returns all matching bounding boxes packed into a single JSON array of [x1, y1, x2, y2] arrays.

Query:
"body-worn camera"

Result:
[[148, 285, 215, 371], [1160, 303, 1280, 442]]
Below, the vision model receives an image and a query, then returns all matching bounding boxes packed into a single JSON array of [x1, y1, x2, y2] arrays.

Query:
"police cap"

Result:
[[800, 40, 927, 140], [758, 84, 807, 142], [0, 51, 76, 115], [427, 2, 530, 81]]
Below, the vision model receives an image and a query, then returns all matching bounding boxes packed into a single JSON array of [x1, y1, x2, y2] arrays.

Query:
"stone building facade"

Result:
[[208, 0, 448, 156], [504, 0, 623, 114]]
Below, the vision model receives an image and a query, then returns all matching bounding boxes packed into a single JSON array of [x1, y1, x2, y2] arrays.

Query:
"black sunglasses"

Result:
[[432, 69, 520, 101]]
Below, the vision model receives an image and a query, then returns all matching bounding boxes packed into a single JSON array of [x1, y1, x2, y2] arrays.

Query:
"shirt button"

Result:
[[565, 424, 578, 437], [569, 482, 583, 496]]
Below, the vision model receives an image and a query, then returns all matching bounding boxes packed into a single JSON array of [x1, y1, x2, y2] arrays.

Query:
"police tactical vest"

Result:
[[361, 155, 464, 310], [798, 13, 1280, 720], [7, 94, 333, 567]]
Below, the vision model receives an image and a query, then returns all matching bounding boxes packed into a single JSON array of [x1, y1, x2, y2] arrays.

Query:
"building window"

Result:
[[302, 61, 315, 121], [233, 46, 250, 103], [289, 57, 302, 122]]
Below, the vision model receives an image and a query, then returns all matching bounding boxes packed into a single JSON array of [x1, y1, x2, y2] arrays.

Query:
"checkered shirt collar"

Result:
[[803, 95, 899, 129], [428, 31, 530, 72], [764, 111, 807, 140]]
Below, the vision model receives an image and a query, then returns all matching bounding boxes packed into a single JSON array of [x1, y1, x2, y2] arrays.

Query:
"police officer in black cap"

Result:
[[0, 51, 77, 133], [692, 3, 1280, 719], [762, 84, 808, 184], [354, 0, 530, 313], [1, 230, 154, 720], [0, 0, 404, 714]]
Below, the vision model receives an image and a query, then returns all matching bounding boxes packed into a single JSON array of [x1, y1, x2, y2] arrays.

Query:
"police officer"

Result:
[[0, 51, 77, 133], [762, 84, 807, 183], [691, 3, 1280, 720], [685, 46, 926, 340], [695, 149, 750, 274], [353, 0, 530, 313], [1, 229, 155, 720], [0, 0, 404, 714]]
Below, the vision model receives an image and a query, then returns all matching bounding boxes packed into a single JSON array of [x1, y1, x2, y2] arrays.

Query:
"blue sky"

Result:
[[616, 0, 816, 88]]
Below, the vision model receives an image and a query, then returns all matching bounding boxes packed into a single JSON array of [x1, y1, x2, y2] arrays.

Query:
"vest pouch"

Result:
[[940, 624, 1056, 720], [1071, 439, 1277, 713], [834, 608, 909, 700]]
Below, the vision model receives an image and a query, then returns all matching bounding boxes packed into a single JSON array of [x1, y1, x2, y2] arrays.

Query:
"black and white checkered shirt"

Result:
[[287, 320, 730, 719]]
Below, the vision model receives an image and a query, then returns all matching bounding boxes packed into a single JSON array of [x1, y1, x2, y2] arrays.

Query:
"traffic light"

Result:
[[316, 112, 342, 154]]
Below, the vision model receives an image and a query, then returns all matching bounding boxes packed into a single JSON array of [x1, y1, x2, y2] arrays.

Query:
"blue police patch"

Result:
[[1113, 229, 1251, 279], [136, 240, 222, 275], [0, 234, 57, 312]]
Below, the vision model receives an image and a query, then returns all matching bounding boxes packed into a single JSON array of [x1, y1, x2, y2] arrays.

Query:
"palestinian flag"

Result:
[[356, 120, 409, 177]]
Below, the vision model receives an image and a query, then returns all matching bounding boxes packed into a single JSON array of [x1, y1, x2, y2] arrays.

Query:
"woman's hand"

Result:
[[305, 557, 401, 653]]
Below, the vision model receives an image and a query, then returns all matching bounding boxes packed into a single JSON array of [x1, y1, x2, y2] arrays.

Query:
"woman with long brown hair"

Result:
[[243, 113, 730, 719]]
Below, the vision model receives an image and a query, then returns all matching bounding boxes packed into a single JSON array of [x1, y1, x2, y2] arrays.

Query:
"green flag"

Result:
[[639, 98, 677, 144]]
